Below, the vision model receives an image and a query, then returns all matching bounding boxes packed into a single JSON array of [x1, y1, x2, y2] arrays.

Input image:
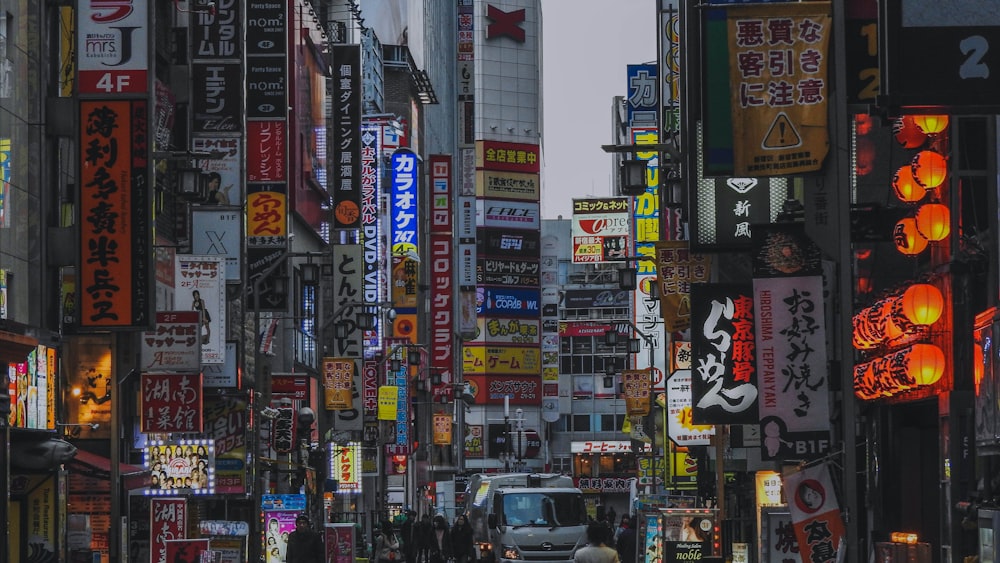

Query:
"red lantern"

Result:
[[894, 217, 928, 255], [855, 137, 876, 176], [894, 115, 928, 148], [915, 202, 950, 241], [975, 342, 985, 390], [900, 283, 944, 326], [892, 165, 926, 203], [855, 113, 873, 136], [911, 114, 949, 135], [911, 150, 948, 189], [907, 343, 945, 385]]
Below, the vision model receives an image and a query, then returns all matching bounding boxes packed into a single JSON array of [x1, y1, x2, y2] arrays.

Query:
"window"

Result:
[[571, 415, 589, 432], [600, 414, 624, 432]]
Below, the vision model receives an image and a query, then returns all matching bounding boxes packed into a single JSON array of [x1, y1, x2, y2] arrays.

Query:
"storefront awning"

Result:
[[0, 328, 37, 361], [67, 449, 152, 490]]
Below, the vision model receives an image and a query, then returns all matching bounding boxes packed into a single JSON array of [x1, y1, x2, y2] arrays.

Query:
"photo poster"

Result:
[[642, 513, 662, 563], [166, 539, 211, 563], [263, 510, 299, 563], [145, 441, 215, 494], [327, 523, 355, 563]]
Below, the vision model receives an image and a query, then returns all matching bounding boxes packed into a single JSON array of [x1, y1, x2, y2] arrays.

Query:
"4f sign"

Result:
[[77, 0, 149, 94]]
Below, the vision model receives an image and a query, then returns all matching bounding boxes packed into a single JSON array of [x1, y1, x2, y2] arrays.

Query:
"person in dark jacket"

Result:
[[428, 514, 453, 563], [286, 514, 324, 563], [615, 515, 637, 563], [451, 514, 476, 563]]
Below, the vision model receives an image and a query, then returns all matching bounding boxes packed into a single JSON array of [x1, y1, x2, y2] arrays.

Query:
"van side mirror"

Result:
[[488, 514, 497, 529]]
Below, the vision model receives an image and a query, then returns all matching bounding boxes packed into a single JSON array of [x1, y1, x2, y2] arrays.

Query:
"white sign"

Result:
[[175, 255, 226, 364], [141, 311, 202, 373]]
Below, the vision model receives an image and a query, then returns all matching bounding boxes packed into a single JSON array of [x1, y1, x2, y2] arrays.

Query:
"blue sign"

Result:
[[390, 148, 419, 258], [477, 287, 540, 318]]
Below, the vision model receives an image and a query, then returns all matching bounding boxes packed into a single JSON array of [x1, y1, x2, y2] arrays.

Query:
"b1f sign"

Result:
[[77, 0, 149, 94]]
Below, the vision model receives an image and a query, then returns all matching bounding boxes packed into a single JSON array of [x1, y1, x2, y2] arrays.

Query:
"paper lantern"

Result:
[[894, 217, 928, 255], [975, 342, 985, 389], [911, 115, 949, 135], [907, 343, 945, 385], [911, 150, 948, 189], [855, 137, 876, 176], [915, 202, 950, 241], [855, 113, 873, 135], [892, 165, 926, 203], [900, 283, 944, 326], [894, 115, 928, 149]]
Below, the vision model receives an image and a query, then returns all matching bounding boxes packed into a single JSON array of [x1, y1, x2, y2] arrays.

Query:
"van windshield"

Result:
[[502, 492, 587, 527]]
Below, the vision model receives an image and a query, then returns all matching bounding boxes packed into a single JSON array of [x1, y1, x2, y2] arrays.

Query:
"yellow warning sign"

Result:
[[762, 112, 802, 149]]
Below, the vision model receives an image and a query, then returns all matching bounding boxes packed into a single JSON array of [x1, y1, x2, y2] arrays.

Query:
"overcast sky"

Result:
[[539, 0, 658, 220]]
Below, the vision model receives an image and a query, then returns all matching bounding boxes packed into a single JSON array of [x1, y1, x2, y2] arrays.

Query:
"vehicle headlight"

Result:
[[501, 545, 522, 560]]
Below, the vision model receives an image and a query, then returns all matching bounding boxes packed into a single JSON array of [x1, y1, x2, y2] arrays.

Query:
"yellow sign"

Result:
[[476, 170, 541, 201], [433, 413, 452, 446], [727, 2, 831, 175], [323, 357, 355, 411], [377, 386, 398, 421], [463, 345, 541, 376]]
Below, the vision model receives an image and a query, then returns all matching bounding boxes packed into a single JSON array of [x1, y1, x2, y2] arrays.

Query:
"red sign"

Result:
[[465, 375, 540, 405], [247, 121, 287, 181], [151, 498, 187, 563], [79, 100, 151, 327], [429, 155, 454, 401], [141, 373, 204, 433], [271, 374, 308, 399], [476, 140, 540, 174]]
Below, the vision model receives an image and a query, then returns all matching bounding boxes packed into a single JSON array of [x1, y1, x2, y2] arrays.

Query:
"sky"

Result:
[[539, 0, 658, 220]]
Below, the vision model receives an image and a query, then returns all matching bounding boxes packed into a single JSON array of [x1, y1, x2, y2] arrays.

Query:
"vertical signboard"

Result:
[[430, 155, 454, 401], [390, 148, 419, 311], [76, 1, 149, 94], [752, 224, 830, 461], [332, 45, 362, 230], [175, 255, 226, 364], [150, 498, 187, 563], [78, 100, 152, 328], [331, 245, 364, 433]]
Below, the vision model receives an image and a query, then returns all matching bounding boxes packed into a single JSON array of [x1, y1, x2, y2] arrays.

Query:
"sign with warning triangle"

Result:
[[655, 241, 712, 332], [726, 2, 832, 176]]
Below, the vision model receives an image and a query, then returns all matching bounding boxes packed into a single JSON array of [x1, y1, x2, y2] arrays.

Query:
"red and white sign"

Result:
[[77, 0, 149, 94], [783, 463, 845, 563], [572, 198, 631, 264], [151, 498, 187, 563], [141, 311, 202, 373], [430, 155, 454, 401], [247, 121, 287, 182], [141, 373, 204, 433]]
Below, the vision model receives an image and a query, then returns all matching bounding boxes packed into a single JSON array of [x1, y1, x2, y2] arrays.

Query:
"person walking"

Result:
[[428, 514, 453, 563], [451, 514, 476, 563], [375, 520, 404, 563], [401, 510, 417, 563], [285, 514, 324, 563], [615, 516, 637, 563], [574, 522, 620, 563], [413, 513, 433, 563]]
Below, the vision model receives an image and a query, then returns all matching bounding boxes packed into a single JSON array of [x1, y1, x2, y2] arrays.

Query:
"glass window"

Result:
[[572, 414, 589, 431]]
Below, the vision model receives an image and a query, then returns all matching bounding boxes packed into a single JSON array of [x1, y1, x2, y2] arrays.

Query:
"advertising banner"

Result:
[[475, 140, 541, 173], [665, 370, 714, 446], [690, 283, 758, 424], [191, 207, 242, 281], [753, 224, 830, 461], [476, 170, 540, 201], [434, 412, 453, 446], [360, 124, 382, 351], [469, 317, 540, 346], [463, 346, 541, 376], [727, 2, 831, 175], [477, 287, 540, 318], [323, 357, 355, 410], [563, 289, 630, 309], [141, 373, 204, 433], [478, 229, 540, 258], [145, 440, 215, 494], [141, 312, 202, 374], [192, 63, 242, 134], [464, 375, 541, 405], [327, 524, 355, 563], [175, 255, 226, 364], [476, 199, 540, 230], [783, 463, 845, 563], [79, 99, 152, 328], [655, 241, 712, 332], [332, 44, 362, 229], [429, 155, 454, 401], [246, 121, 287, 182], [204, 395, 247, 494], [151, 498, 187, 563], [330, 244, 365, 361], [333, 443, 360, 491], [77, 1, 148, 94], [572, 198, 631, 263], [623, 370, 651, 416]]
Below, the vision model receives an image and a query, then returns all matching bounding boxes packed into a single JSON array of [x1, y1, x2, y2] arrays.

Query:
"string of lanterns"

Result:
[[892, 115, 950, 256]]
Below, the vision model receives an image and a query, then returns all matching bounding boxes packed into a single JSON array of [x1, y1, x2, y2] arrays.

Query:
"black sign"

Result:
[[246, 56, 286, 119], [190, 0, 242, 61], [477, 269, 539, 287], [246, 2, 287, 55], [883, 3, 1000, 111], [478, 229, 540, 258], [332, 45, 361, 230], [192, 63, 243, 133], [480, 258, 540, 277]]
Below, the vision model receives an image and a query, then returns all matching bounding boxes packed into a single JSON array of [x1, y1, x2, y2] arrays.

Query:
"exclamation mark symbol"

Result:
[[779, 121, 786, 144]]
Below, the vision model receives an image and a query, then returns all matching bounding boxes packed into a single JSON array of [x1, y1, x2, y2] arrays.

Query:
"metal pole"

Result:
[[645, 336, 657, 496], [1, 417, 8, 563]]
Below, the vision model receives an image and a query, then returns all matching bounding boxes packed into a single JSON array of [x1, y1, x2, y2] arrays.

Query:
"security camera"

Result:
[[386, 308, 398, 321], [297, 407, 316, 426]]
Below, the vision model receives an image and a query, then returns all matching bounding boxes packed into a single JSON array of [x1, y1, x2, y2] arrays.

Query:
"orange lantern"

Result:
[[894, 115, 928, 148], [855, 113, 873, 135], [900, 283, 944, 326], [892, 165, 926, 203], [894, 217, 928, 255], [907, 343, 945, 385], [911, 150, 948, 189], [915, 202, 950, 241], [855, 137, 876, 176], [974, 342, 985, 390], [911, 114, 949, 135]]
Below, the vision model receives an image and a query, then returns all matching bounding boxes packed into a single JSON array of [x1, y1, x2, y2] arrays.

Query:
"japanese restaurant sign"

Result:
[[752, 224, 830, 461], [332, 44, 362, 230], [727, 2, 831, 176], [141, 373, 205, 433], [78, 100, 152, 328], [690, 283, 758, 424], [782, 462, 845, 563], [151, 498, 187, 563]]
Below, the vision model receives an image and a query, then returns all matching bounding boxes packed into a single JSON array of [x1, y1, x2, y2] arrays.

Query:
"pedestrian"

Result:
[[613, 514, 630, 544], [285, 514, 324, 563], [615, 516, 637, 563], [376, 520, 404, 563], [607, 507, 617, 531], [401, 510, 417, 562], [574, 522, 620, 563], [451, 514, 475, 563], [428, 514, 453, 563], [414, 513, 433, 563]]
